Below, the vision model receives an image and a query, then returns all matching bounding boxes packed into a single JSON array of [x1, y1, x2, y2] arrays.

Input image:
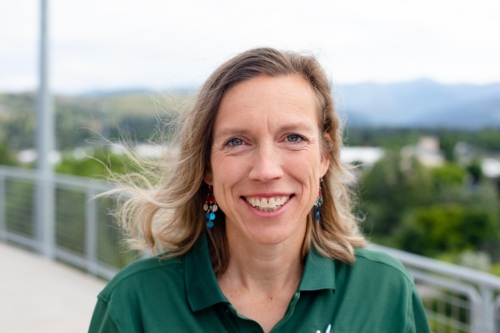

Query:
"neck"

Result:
[[216, 231, 306, 333], [219, 233, 304, 291]]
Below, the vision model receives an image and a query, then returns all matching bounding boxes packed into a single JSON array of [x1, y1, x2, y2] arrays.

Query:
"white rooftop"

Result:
[[341, 146, 385, 166], [482, 158, 500, 178]]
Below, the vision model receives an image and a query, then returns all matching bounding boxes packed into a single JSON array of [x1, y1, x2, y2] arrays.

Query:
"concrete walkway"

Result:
[[0, 242, 106, 333]]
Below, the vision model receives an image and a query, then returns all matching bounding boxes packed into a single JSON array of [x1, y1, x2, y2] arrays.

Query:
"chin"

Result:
[[246, 225, 303, 247]]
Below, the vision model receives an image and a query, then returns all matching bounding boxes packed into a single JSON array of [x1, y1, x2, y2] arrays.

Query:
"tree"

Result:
[[358, 151, 433, 239], [55, 149, 140, 179], [0, 141, 18, 166]]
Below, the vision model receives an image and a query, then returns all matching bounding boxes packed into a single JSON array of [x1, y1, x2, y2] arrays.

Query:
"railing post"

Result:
[[494, 295, 500, 333], [35, 0, 55, 258], [478, 285, 495, 333], [35, 175, 55, 257], [85, 188, 98, 276], [470, 292, 484, 333], [0, 173, 6, 240]]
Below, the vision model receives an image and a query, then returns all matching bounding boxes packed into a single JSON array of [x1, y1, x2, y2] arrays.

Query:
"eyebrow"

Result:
[[213, 122, 317, 139]]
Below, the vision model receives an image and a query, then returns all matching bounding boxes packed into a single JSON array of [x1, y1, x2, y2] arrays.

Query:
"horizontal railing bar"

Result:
[[53, 173, 113, 192], [0, 166, 112, 192], [370, 244, 500, 290], [411, 270, 482, 306], [1, 231, 39, 252], [0, 166, 38, 181], [55, 247, 88, 269], [54, 247, 118, 280]]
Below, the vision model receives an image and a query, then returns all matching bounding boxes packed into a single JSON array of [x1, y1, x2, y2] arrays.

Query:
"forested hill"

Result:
[[0, 90, 190, 150]]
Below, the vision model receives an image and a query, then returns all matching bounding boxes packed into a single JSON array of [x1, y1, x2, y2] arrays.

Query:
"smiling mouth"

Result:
[[244, 196, 291, 212]]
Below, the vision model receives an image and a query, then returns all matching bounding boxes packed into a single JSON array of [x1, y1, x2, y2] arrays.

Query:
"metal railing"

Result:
[[371, 244, 500, 333], [0, 165, 138, 280], [1, 165, 500, 332]]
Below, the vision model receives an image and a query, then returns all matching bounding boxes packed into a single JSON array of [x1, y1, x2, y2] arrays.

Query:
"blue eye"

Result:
[[286, 134, 304, 143], [226, 138, 244, 147]]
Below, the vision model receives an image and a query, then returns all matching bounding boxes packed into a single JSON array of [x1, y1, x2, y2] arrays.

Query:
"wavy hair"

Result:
[[112, 47, 366, 275]]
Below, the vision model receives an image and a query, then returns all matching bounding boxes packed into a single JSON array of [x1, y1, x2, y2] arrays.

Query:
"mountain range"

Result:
[[334, 79, 500, 128], [78, 79, 500, 129]]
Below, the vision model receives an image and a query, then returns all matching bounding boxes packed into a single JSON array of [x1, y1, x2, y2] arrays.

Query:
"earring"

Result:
[[314, 179, 323, 222], [203, 185, 218, 228]]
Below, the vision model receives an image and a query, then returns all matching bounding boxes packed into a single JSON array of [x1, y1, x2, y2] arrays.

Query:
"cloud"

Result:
[[1, 0, 499, 93]]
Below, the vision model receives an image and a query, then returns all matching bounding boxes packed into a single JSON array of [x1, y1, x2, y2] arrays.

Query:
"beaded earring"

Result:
[[203, 185, 218, 228], [314, 179, 323, 222]]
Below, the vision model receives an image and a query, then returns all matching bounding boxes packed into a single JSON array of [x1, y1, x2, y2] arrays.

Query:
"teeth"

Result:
[[246, 196, 289, 211]]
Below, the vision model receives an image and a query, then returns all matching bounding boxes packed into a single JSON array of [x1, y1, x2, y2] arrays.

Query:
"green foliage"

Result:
[[466, 161, 483, 184], [346, 127, 500, 157], [491, 263, 500, 276], [431, 163, 466, 186], [358, 150, 500, 268], [345, 127, 421, 150], [0, 91, 183, 151], [55, 149, 140, 179], [391, 209, 429, 254], [0, 93, 37, 149], [413, 205, 474, 254], [0, 141, 18, 166], [359, 152, 433, 236], [107, 115, 160, 142]]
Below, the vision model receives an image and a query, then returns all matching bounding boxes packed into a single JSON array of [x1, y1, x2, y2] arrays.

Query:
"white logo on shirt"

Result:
[[315, 324, 331, 333]]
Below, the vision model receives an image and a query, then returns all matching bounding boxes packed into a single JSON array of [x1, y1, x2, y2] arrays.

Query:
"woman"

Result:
[[89, 48, 430, 333]]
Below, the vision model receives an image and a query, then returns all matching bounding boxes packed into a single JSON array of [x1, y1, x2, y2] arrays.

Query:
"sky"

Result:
[[1, 0, 499, 94]]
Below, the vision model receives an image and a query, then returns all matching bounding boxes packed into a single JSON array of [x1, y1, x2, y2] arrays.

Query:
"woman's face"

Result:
[[205, 74, 330, 248]]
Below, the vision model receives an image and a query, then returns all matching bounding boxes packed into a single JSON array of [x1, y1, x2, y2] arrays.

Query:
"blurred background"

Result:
[[1, 1, 500, 332]]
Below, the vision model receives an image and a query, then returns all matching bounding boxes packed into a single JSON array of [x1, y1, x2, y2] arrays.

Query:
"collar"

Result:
[[185, 234, 337, 312], [298, 245, 337, 292], [185, 233, 228, 312]]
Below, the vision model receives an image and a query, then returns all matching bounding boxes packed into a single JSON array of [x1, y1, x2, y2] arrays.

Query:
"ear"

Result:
[[320, 133, 331, 177], [204, 170, 213, 185]]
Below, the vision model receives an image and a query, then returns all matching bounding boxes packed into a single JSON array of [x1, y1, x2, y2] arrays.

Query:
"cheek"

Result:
[[211, 155, 231, 180], [301, 148, 326, 174], [210, 156, 244, 196]]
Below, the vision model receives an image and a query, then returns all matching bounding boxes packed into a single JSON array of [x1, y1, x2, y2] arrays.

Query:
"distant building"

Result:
[[340, 146, 385, 181], [401, 136, 445, 167], [341, 146, 385, 168], [454, 141, 477, 165], [17, 149, 60, 165], [482, 158, 500, 179]]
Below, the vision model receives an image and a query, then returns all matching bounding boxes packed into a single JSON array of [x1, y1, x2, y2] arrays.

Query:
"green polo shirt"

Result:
[[89, 233, 430, 333]]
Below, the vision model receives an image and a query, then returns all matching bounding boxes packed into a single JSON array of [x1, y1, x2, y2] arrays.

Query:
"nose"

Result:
[[248, 143, 283, 181]]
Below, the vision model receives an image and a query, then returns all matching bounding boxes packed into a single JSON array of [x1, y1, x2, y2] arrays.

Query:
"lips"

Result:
[[244, 196, 290, 212]]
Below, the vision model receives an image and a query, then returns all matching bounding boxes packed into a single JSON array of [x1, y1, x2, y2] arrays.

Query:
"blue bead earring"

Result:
[[314, 179, 323, 222], [203, 185, 217, 228]]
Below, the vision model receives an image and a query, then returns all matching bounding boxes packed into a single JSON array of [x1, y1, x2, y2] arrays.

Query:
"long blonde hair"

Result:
[[112, 48, 366, 275]]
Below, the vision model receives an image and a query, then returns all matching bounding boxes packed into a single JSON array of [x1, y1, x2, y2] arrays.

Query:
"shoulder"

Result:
[[330, 247, 418, 305], [351, 247, 414, 284], [98, 255, 184, 302]]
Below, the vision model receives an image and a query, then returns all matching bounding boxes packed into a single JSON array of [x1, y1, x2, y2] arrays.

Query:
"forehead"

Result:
[[222, 74, 316, 106], [215, 74, 319, 127]]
